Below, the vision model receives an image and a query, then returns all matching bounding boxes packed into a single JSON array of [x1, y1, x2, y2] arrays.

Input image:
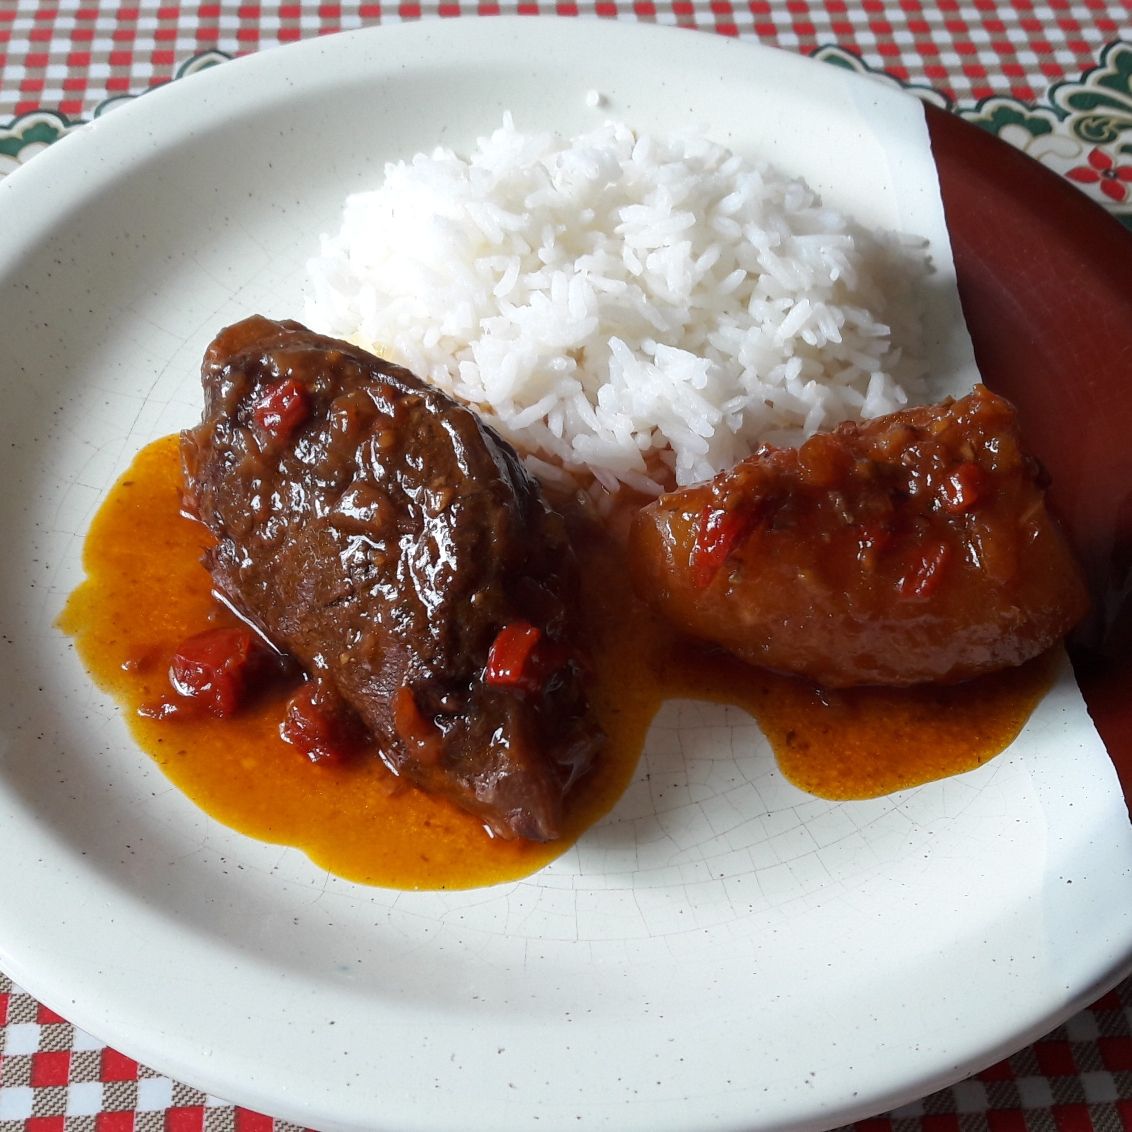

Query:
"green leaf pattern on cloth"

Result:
[[0, 52, 228, 176], [817, 40, 1132, 226]]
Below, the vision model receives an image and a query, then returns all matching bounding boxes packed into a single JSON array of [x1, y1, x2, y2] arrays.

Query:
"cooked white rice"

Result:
[[305, 116, 928, 496]]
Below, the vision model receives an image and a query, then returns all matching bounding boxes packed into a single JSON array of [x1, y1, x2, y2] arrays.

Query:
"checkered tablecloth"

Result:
[[0, 0, 1129, 119], [3, 3, 1132, 1130]]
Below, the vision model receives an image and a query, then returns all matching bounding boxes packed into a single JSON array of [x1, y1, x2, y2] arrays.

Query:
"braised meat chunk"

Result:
[[181, 316, 601, 840], [629, 385, 1088, 687]]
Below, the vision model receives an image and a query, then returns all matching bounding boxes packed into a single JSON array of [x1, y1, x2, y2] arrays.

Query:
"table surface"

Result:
[[2, 3, 1131, 1131]]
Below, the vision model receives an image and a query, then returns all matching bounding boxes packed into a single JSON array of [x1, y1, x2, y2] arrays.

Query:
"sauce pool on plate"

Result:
[[58, 434, 1057, 890]]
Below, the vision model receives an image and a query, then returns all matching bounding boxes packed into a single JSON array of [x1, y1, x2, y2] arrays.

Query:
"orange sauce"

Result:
[[58, 435, 1056, 889]]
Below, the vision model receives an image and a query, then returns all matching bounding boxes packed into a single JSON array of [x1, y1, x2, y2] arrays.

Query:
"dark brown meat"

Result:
[[629, 385, 1089, 687], [181, 316, 600, 840]]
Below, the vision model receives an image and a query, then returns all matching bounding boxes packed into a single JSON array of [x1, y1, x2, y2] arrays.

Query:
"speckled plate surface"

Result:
[[0, 19, 1130, 1132]]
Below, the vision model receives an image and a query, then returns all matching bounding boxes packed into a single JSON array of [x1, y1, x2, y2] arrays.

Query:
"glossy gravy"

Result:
[[58, 435, 1056, 889]]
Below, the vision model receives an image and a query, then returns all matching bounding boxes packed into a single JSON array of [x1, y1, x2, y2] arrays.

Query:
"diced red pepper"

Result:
[[898, 540, 951, 600], [940, 461, 987, 514], [168, 627, 267, 717], [253, 377, 311, 443], [690, 504, 754, 589], [484, 621, 543, 692], [280, 682, 358, 766]]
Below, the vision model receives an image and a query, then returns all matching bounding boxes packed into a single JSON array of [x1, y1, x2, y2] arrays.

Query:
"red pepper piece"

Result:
[[690, 505, 755, 589], [898, 540, 951, 600], [253, 377, 311, 443], [940, 461, 987, 514], [168, 627, 266, 717], [484, 621, 543, 692], [280, 682, 358, 766]]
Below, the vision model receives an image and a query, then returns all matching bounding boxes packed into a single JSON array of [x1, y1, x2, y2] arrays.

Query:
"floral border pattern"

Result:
[[2, 40, 1130, 228], [816, 39, 1132, 228], [0, 52, 228, 176]]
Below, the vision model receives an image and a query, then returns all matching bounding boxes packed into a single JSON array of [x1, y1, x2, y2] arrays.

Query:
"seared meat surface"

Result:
[[181, 316, 600, 840], [629, 385, 1088, 687]]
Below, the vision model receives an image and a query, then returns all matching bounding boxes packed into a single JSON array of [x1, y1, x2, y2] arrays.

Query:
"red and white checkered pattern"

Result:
[[0, 1, 1129, 120], [0, 974, 306, 1130], [3, 3, 1132, 1130], [5, 970, 1132, 1130]]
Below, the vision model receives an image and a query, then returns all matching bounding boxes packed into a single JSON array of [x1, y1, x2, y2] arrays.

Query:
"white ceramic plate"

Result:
[[2, 19, 1131, 1132]]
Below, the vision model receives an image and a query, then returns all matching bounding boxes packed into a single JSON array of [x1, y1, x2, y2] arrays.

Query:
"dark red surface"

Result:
[[926, 105, 1132, 808]]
